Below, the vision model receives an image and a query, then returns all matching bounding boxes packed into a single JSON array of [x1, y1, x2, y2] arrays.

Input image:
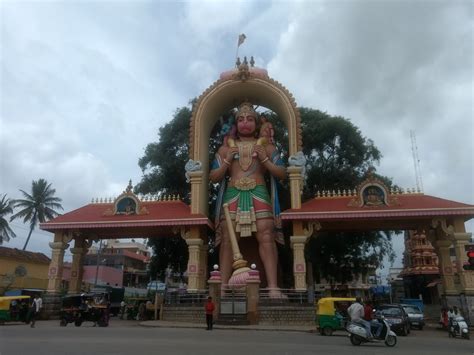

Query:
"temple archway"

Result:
[[188, 66, 303, 216]]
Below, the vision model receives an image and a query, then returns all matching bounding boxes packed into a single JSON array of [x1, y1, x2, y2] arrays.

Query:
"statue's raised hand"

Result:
[[254, 145, 267, 162]]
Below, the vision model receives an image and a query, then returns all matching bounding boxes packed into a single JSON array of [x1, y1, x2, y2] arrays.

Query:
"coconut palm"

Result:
[[0, 194, 17, 245], [10, 179, 63, 250]]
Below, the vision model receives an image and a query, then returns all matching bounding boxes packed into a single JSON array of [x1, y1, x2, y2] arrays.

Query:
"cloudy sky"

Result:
[[1, 1, 472, 272]]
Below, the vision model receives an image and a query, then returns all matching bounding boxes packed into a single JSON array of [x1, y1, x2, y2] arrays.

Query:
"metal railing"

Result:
[[259, 288, 310, 305], [164, 290, 208, 305]]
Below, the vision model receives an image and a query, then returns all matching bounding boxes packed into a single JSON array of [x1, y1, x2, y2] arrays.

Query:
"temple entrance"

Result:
[[39, 61, 474, 325]]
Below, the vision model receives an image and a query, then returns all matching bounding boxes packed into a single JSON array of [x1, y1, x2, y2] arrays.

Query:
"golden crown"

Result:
[[236, 101, 257, 118]]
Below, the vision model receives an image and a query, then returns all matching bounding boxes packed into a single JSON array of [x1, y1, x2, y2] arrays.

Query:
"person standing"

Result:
[[205, 296, 215, 330], [120, 300, 127, 320], [30, 294, 42, 328]]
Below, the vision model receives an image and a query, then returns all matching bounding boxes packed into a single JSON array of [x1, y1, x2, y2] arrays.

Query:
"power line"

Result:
[[9, 222, 53, 237]]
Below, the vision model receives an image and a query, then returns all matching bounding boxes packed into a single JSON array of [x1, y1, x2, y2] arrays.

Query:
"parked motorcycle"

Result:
[[347, 317, 397, 347], [449, 316, 470, 340]]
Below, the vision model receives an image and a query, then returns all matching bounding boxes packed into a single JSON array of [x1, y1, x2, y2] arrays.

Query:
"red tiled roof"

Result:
[[40, 200, 212, 232], [281, 194, 474, 220], [0, 246, 50, 264]]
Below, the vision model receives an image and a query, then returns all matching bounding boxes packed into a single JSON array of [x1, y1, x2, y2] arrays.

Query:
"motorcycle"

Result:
[[448, 316, 470, 340], [347, 317, 397, 347]]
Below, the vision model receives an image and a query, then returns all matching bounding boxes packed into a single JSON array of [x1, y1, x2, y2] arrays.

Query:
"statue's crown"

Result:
[[236, 101, 257, 118]]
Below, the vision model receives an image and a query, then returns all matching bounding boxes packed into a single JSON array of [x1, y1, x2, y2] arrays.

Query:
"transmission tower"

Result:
[[410, 130, 424, 192]]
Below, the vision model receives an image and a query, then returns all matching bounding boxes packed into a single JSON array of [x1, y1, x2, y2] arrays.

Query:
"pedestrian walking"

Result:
[[30, 294, 43, 328], [205, 296, 215, 330]]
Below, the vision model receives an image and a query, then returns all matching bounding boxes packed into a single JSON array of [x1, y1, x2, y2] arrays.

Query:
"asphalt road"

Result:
[[0, 320, 472, 355]]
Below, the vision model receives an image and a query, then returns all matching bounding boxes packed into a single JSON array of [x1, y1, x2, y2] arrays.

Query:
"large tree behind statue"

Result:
[[136, 105, 394, 283]]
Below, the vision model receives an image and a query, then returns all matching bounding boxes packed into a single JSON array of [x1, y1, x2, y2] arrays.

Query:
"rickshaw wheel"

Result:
[[350, 334, 362, 346], [74, 320, 83, 327], [60, 319, 67, 327], [322, 327, 333, 336]]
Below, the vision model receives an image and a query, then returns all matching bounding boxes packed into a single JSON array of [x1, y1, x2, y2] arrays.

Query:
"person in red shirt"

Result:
[[364, 302, 373, 321], [205, 296, 215, 330]]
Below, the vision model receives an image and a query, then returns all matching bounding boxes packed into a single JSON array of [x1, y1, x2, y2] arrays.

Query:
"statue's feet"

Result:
[[268, 288, 288, 299]]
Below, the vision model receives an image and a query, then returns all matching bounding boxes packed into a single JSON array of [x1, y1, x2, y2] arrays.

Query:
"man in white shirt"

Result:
[[348, 297, 372, 339], [30, 294, 43, 328]]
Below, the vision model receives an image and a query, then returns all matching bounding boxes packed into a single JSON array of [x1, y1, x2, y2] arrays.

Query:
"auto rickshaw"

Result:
[[59, 292, 110, 327], [0, 295, 31, 324], [316, 297, 355, 336]]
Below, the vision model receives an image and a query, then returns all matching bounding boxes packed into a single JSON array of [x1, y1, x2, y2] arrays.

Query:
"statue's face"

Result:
[[237, 114, 256, 137]]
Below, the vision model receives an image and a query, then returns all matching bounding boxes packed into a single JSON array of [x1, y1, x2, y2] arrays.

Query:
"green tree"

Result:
[[0, 194, 17, 245], [10, 179, 63, 250], [148, 236, 189, 282], [137, 105, 395, 283]]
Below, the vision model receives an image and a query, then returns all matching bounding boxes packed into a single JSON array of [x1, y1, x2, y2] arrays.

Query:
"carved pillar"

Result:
[[434, 239, 456, 295], [69, 237, 92, 294], [199, 243, 208, 290], [188, 171, 204, 214], [287, 166, 303, 209], [47, 232, 71, 294], [291, 236, 308, 291], [452, 218, 474, 294], [246, 269, 261, 325], [208, 268, 222, 319], [290, 222, 321, 291], [186, 238, 203, 292]]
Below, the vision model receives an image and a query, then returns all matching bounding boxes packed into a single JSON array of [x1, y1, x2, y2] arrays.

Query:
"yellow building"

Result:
[[0, 246, 50, 295]]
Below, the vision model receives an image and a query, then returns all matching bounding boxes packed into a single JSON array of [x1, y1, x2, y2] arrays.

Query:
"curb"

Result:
[[139, 321, 315, 333]]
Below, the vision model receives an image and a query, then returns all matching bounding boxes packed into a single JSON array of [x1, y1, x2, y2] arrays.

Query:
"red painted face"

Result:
[[237, 114, 256, 137]]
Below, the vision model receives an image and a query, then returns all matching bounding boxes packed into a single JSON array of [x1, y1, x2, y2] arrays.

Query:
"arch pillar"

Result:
[[182, 226, 207, 292], [199, 243, 209, 290], [290, 236, 307, 291], [47, 231, 72, 294], [290, 221, 321, 291], [433, 238, 456, 295], [188, 171, 205, 215], [68, 236, 92, 294], [287, 166, 304, 209], [452, 218, 474, 294]]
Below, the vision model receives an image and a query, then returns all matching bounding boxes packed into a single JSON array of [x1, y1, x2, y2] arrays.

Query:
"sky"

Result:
[[1, 0, 473, 276]]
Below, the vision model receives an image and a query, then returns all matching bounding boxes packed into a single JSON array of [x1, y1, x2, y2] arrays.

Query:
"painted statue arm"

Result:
[[209, 146, 238, 183], [254, 144, 286, 181]]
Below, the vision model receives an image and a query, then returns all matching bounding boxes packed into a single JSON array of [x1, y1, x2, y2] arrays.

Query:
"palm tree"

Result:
[[0, 194, 17, 245], [10, 179, 63, 250]]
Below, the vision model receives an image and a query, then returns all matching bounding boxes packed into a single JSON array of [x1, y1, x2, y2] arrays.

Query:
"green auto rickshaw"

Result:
[[316, 297, 355, 336], [0, 295, 31, 324]]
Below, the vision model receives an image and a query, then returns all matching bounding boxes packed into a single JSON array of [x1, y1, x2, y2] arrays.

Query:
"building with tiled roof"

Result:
[[0, 246, 51, 294]]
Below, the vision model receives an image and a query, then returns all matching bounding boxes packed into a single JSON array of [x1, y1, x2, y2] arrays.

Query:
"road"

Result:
[[0, 320, 472, 355]]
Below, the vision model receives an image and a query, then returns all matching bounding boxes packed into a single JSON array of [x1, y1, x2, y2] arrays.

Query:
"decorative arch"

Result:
[[188, 66, 303, 216]]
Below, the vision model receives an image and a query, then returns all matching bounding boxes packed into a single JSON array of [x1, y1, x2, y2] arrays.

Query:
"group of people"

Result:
[[347, 297, 381, 339], [440, 305, 461, 329]]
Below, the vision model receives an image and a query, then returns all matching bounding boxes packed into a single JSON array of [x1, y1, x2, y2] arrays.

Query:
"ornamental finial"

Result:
[[126, 179, 133, 193]]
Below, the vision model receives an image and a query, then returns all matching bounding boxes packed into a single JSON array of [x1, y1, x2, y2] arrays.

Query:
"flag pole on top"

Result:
[[235, 33, 246, 65]]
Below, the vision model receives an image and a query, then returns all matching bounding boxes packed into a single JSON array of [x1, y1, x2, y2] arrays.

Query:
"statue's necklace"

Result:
[[236, 140, 255, 172]]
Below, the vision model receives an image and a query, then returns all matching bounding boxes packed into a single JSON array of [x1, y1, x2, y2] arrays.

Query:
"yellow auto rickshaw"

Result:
[[0, 295, 31, 324], [316, 297, 355, 336]]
